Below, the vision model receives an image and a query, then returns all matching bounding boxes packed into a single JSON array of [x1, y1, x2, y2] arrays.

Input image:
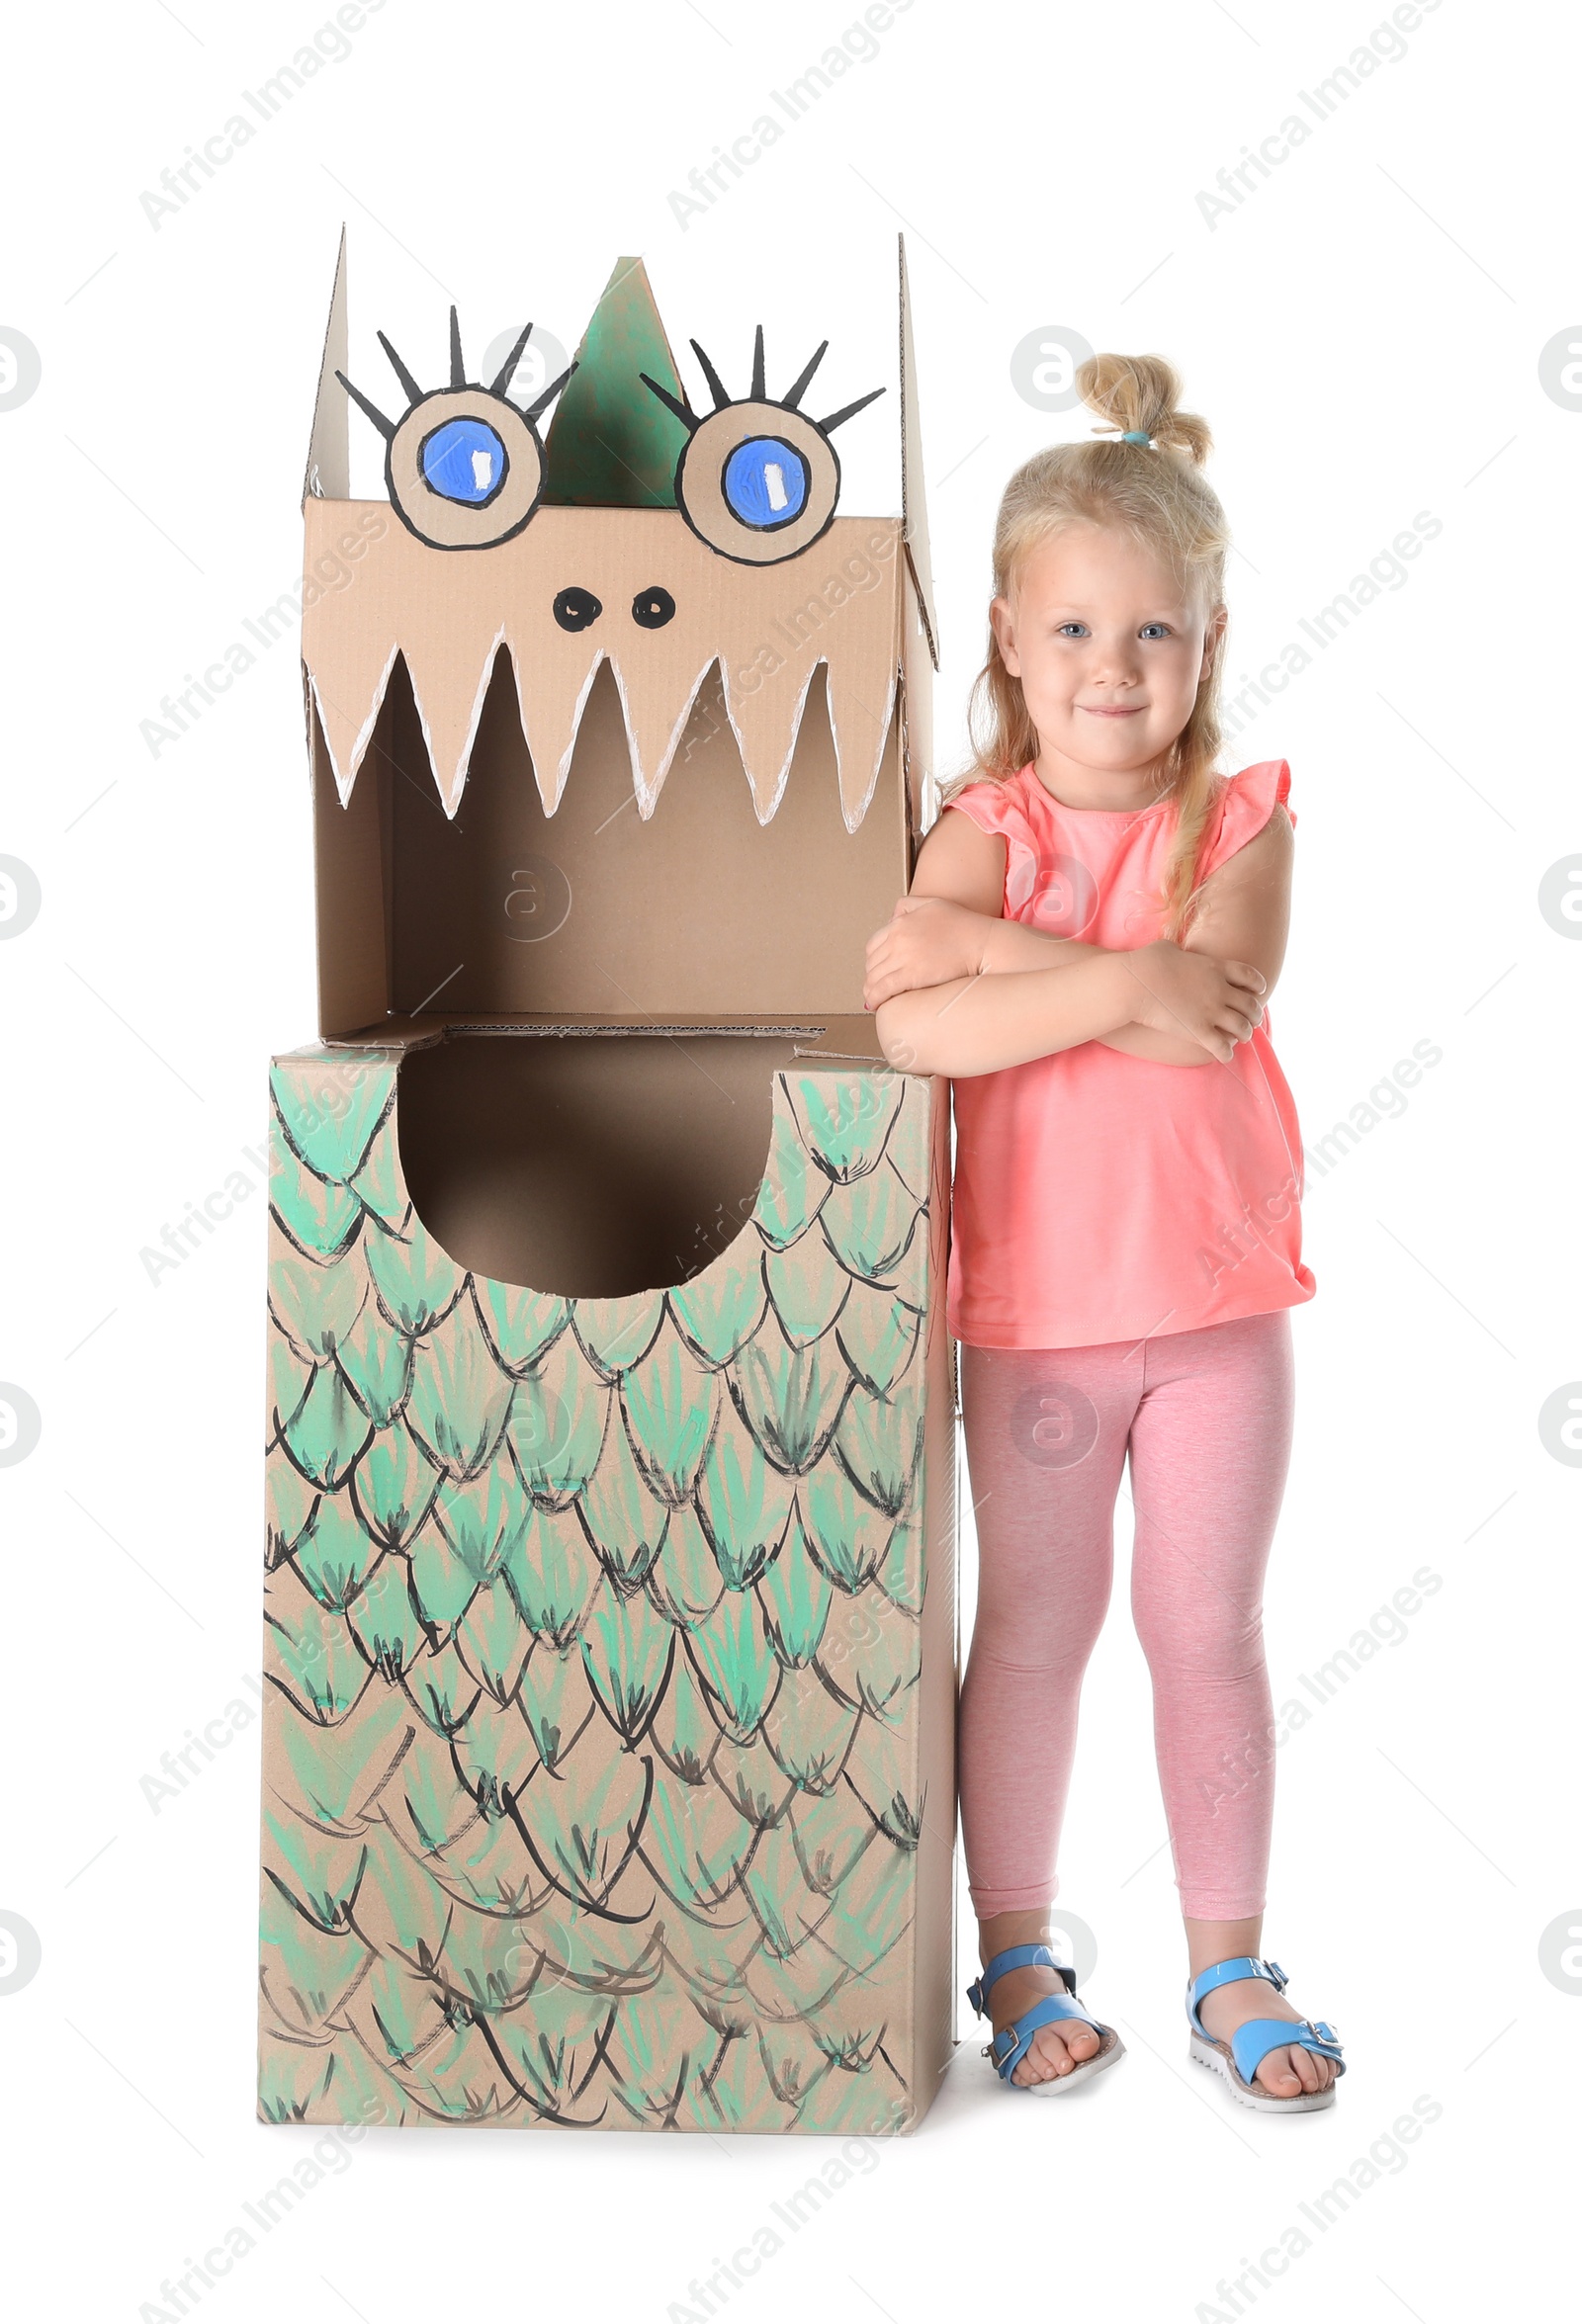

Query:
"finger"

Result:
[[1226, 960, 1268, 993]]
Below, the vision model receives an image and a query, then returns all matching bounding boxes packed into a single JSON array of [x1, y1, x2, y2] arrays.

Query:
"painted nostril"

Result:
[[553, 587, 602, 632], [631, 586, 676, 630]]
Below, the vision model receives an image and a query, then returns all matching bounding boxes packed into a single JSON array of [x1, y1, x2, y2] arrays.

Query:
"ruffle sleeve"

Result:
[[943, 774, 1042, 917], [1199, 760, 1293, 882]]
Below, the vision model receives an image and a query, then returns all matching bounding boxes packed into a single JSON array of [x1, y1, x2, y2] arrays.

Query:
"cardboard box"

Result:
[[259, 244, 957, 2133]]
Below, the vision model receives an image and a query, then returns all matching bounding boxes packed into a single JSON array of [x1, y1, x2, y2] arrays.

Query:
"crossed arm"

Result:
[[866, 798, 1293, 1078]]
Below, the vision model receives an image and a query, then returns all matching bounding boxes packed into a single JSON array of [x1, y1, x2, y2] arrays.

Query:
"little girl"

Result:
[[866, 355, 1346, 2111]]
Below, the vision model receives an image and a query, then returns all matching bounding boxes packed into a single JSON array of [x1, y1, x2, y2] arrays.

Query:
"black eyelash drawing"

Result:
[[641, 326, 884, 565], [337, 310, 575, 552]]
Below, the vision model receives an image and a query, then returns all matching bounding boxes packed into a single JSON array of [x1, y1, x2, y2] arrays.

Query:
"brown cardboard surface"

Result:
[[265, 240, 954, 2135], [303, 503, 904, 825], [309, 676, 391, 1039], [311, 650, 911, 1036], [260, 1045, 957, 2134]]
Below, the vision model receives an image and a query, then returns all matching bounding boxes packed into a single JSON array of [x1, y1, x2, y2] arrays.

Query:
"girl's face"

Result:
[[991, 522, 1225, 788]]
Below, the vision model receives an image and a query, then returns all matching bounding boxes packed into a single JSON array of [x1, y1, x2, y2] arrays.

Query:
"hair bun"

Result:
[[1077, 352, 1212, 469]]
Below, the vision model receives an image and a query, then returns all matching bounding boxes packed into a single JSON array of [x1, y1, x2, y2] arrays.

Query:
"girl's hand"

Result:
[[864, 897, 992, 1010], [1121, 940, 1266, 1063]]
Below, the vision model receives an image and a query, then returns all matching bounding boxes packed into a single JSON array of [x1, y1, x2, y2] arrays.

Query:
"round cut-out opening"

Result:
[[396, 1032, 804, 1298]]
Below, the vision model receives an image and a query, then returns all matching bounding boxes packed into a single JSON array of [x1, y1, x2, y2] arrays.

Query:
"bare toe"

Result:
[[1037, 2027, 1074, 2078], [1257, 2052, 1300, 2098], [1024, 2024, 1083, 2082], [1257, 2042, 1331, 2099], [1011, 2033, 1047, 2086]]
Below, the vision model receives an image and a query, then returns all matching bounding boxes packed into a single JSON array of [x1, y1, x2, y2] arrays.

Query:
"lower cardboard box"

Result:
[[258, 1027, 957, 2134]]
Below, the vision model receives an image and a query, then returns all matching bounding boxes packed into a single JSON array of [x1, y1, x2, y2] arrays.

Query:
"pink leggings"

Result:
[[957, 1310, 1294, 1922]]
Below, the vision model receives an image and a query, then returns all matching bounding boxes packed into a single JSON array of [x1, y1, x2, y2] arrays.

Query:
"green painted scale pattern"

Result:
[[259, 1048, 937, 2134]]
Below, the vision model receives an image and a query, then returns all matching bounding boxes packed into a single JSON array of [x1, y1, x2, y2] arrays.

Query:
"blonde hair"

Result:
[[956, 353, 1231, 941]]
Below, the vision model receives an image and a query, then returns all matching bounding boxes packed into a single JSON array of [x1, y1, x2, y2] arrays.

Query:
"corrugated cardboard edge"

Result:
[[898, 235, 939, 675], [908, 1071, 958, 2120], [304, 225, 348, 507], [901, 559, 934, 845]]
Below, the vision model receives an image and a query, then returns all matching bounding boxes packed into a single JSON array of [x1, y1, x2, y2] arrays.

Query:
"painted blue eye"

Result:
[[722, 436, 810, 530], [420, 417, 507, 505]]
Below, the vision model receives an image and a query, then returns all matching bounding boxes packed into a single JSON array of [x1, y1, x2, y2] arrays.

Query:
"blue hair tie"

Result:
[[1121, 430, 1151, 445]]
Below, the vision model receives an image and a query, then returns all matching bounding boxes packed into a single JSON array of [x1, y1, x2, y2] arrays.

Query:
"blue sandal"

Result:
[[966, 1944, 1125, 2093], [1186, 1955, 1346, 2112]]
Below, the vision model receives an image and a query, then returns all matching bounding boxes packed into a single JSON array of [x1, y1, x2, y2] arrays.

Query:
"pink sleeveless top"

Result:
[[945, 759, 1316, 1350]]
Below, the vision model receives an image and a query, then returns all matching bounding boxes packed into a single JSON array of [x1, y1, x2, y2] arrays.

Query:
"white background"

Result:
[[0, 1, 1575, 2317]]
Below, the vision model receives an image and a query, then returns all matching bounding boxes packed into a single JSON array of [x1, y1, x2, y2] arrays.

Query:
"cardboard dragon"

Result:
[[258, 238, 956, 2134]]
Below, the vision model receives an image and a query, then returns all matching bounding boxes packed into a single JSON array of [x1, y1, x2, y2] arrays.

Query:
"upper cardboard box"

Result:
[[299, 243, 935, 1040]]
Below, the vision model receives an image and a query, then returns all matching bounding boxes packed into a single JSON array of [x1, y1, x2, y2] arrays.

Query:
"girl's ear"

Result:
[[990, 593, 1021, 677], [1199, 601, 1228, 685]]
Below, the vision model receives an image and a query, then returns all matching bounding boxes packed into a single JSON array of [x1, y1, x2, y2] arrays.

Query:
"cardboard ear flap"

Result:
[[642, 326, 884, 566], [336, 309, 575, 553]]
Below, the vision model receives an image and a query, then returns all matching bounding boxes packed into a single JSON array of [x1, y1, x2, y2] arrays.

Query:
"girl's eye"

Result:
[[1057, 622, 1089, 639], [1139, 623, 1172, 640]]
